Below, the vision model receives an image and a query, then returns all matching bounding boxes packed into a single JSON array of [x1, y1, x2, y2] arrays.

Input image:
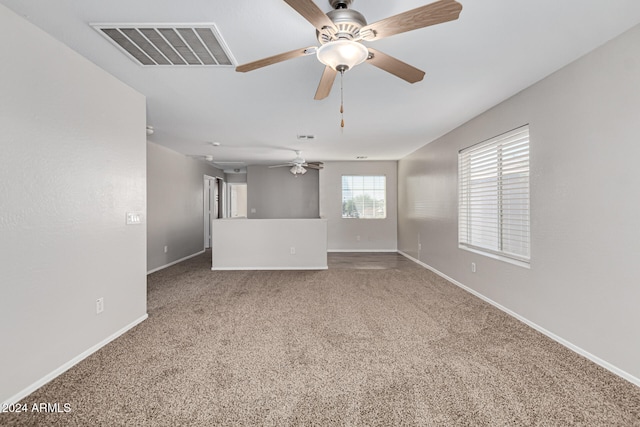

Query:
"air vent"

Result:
[[92, 24, 236, 67]]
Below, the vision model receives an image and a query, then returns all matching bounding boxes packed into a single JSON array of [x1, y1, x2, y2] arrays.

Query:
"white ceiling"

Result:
[[3, 0, 640, 166]]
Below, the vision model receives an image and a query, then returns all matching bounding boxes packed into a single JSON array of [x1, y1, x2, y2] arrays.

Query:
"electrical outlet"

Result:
[[290, 247, 296, 255], [96, 297, 104, 314], [356, 235, 361, 241], [164, 245, 168, 253], [471, 262, 476, 273], [418, 243, 422, 250]]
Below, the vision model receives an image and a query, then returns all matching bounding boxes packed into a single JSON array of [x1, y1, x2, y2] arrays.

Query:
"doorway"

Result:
[[227, 183, 247, 218], [204, 176, 224, 249]]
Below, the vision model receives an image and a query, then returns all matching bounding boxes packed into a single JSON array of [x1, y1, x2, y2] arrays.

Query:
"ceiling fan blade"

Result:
[[366, 48, 425, 83], [314, 66, 337, 100], [236, 46, 315, 73], [283, 0, 336, 32], [304, 162, 324, 170], [361, 0, 462, 41], [268, 164, 293, 168]]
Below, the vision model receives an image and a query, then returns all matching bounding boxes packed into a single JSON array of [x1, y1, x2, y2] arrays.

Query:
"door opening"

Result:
[[227, 183, 247, 218], [204, 176, 224, 249]]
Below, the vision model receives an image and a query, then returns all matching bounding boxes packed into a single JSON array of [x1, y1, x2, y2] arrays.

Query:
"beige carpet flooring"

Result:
[[3, 252, 640, 426]]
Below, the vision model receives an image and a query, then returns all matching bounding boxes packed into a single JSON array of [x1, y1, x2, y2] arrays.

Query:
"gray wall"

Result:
[[0, 4, 147, 404], [320, 161, 398, 251], [147, 142, 223, 272], [247, 165, 319, 219], [225, 172, 247, 183], [398, 24, 640, 383]]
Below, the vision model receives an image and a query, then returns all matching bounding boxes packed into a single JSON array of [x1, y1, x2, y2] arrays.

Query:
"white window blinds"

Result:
[[458, 125, 530, 263]]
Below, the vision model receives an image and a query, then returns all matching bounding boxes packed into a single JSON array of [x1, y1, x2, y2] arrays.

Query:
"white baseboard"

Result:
[[212, 266, 328, 271], [2, 314, 148, 406], [147, 250, 205, 274], [327, 249, 398, 253], [398, 251, 640, 388]]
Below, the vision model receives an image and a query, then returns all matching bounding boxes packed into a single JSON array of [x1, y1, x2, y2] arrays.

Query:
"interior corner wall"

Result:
[[320, 161, 398, 252], [0, 4, 147, 404], [398, 24, 640, 382], [246, 165, 319, 219], [146, 142, 224, 272]]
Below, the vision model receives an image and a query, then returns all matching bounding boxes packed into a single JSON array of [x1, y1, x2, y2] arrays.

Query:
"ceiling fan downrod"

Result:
[[329, 0, 353, 10]]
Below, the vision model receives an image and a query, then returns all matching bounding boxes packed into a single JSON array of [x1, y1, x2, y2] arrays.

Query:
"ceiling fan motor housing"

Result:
[[317, 7, 367, 44]]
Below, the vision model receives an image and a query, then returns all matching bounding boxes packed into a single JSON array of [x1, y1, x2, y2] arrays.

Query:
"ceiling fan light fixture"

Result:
[[290, 164, 307, 175], [316, 40, 368, 72]]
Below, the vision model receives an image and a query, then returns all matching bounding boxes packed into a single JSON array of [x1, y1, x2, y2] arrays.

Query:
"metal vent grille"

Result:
[[92, 24, 236, 67]]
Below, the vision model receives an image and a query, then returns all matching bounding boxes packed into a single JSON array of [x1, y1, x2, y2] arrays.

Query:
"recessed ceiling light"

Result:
[[209, 141, 221, 146]]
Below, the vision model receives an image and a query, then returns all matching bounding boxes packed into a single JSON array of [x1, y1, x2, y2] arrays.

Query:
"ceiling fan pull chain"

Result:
[[340, 69, 345, 128]]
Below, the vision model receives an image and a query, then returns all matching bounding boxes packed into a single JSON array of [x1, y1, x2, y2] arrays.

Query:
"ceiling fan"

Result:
[[236, 0, 463, 100], [187, 154, 215, 162], [269, 151, 324, 175]]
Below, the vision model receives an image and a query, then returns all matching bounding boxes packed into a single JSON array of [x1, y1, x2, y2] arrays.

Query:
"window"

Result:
[[458, 125, 530, 265], [342, 175, 386, 219]]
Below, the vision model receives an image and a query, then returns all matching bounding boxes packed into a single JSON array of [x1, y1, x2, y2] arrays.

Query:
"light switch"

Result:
[[126, 212, 143, 225]]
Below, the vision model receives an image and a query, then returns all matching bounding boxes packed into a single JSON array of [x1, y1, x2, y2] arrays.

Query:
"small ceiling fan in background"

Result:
[[269, 151, 324, 175], [187, 154, 215, 162], [236, 0, 463, 100]]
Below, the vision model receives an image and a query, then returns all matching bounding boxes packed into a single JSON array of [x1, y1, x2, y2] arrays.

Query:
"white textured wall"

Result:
[[247, 165, 319, 219], [320, 161, 397, 251], [147, 142, 223, 272], [398, 25, 640, 382], [0, 5, 147, 403]]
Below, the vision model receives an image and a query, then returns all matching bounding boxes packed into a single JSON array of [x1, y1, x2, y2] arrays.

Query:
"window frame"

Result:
[[341, 175, 387, 219], [458, 125, 531, 267]]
